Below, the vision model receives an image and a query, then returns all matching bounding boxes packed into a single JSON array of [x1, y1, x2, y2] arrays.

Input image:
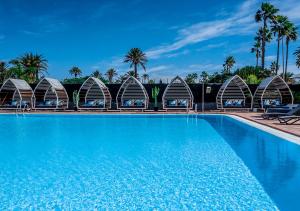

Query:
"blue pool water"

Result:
[[0, 114, 299, 210]]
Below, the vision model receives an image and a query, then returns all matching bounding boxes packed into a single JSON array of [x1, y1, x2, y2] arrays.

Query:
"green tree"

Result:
[[246, 74, 260, 84], [270, 61, 277, 74], [199, 71, 209, 82], [283, 21, 298, 80], [222, 56, 235, 74], [251, 40, 261, 67], [105, 68, 117, 83], [271, 15, 288, 74], [0, 61, 8, 83], [255, 2, 279, 70], [17, 53, 48, 83], [185, 73, 198, 84], [69, 66, 82, 78], [91, 70, 102, 78], [142, 73, 149, 83], [124, 48, 147, 78], [294, 47, 300, 68]]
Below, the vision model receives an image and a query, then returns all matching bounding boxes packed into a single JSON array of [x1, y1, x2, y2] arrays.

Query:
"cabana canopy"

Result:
[[0, 78, 33, 108], [116, 76, 149, 110], [33, 77, 69, 109], [78, 77, 111, 109], [253, 76, 293, 108], [162, 76, 194, 110], [216, 75, 253, 109]]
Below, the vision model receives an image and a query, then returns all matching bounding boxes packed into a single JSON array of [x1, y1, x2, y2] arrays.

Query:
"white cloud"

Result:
[[265, 55, 276, 62], [146, 0, 259, 59]]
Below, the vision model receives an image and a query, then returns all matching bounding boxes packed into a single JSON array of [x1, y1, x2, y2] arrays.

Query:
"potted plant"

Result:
[[73, 90, 79, 111], [152, 86, 160, 111]]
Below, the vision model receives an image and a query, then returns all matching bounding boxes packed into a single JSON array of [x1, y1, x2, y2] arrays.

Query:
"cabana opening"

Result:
[[116, 76, 149, 110], [77, 77, 111, 110], [216, 75, 253, 110], [253, 76, 293, 109], [33, 77, 69, 110], [0, 78, 33, 109], [162, 76, 194, 110]]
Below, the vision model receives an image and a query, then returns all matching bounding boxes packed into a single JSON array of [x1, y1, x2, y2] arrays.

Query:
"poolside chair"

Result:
[[262, 105, 300, 120], [278, 115, 300, 125]]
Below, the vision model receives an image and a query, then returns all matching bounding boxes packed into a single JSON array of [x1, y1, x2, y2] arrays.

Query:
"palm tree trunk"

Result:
[[261, 19, 267, 70], [285, 39, 289, 81], [256, 53, 259, 67], [134, 64, 137, 78], [281, 38, 285, 76], [276, 35, 280, 74]]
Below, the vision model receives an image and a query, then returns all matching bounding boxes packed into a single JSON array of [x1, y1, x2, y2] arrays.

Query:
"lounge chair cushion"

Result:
[[178, 99, 188, 107], [135, 99, 144, 107], [96, 100, 104, 106], [167, 100, 177, 106], [86, 100, 96, 106], [45, 100, 54, 106], [123, 100, 132, 107], [11, 101, 18, 106]]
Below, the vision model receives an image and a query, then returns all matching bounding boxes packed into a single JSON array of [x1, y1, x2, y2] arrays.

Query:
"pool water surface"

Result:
[[0, 114, 299, 210]]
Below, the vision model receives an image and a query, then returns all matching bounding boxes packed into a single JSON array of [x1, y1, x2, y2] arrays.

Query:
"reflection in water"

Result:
[[204, 115, 300, 211]]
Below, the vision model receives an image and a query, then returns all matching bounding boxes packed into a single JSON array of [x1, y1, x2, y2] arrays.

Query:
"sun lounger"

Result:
[[278, 116, 300, 124], [262, 105, 300, 120]]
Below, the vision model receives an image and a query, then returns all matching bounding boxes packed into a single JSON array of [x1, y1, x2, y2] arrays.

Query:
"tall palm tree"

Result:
[[18, 53, 48, 82], [270, 61, 277, 74], [223, 56, 235, 74], [105, 68, 117, 83], [255, 2, 279, 70], [92, 70, 102, 78], [69, 66, 82, 78], [251, 40, 261, 67], [271, 15, 288, 74], [294, 47, 300, 68], [283, 21, 298, 80], [0, 61, 8, 83], [127, 70, 137, 78], [124, 48, 147, 78], [142, 73, 149, 83]]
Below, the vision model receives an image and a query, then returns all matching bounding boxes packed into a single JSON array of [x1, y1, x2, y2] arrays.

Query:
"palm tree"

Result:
[[92, 70, 102, 78], [69, 66, 82, 78], [283, 21, 298, 80], [270, 61, 277, 74], [294, 47, 300, 68], [0, 61, 8, 83], [255, 3, 279, 70], [271, 15, 288, 74], [223, 56, 236, 74], [124, 48, 147, 78], [126, 70, 137, 78], [142, 73, 149, 83], [105, 68, 117, 83], [251, 40, 261, 67], [18, 53, 48, 82]]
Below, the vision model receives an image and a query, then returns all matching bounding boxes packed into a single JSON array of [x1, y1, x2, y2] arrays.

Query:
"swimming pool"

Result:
[[0, 114, 299, 210]]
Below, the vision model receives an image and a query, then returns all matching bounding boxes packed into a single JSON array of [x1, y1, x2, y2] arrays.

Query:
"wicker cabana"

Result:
[[162, 76, 194, 110], [116, 76, 149, 110], [0, 78, 33, 109], [216, 75, 253, 110], [33, 77, 69, 110], [77, 77, 111, 110], [253, 76, 293, 109]]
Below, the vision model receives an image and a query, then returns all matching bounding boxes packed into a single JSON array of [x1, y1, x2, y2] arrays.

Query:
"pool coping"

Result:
[[0, 112, 299, 145]]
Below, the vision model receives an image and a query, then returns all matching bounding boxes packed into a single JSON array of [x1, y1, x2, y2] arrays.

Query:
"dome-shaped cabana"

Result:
[[162, 76, 194, 110], [33, 77, 69, 110], [216, 75, 253, 110], [77, 77, 111, 110], [0, 78, 33, 109], [253, 76, 293, 109], [116, 76, 149, 110]]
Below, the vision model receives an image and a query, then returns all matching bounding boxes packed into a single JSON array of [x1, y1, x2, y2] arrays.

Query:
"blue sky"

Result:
[[0, 0, 300, 81]]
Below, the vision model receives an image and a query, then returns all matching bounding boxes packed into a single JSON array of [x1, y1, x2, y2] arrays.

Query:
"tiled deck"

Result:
[[228, 112, 300, 137]]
